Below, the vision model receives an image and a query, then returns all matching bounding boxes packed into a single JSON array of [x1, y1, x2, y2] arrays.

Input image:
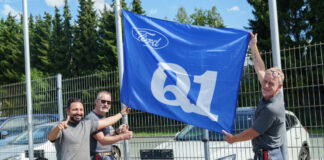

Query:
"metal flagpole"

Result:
[[115, 0, 130, 159], [268, 0, 281, 68], [268, 0, 287, 159], [22, 0, 34, 159]]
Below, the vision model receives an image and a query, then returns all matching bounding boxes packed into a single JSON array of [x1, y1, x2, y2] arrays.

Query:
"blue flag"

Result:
[[121, 10, 250, 133]]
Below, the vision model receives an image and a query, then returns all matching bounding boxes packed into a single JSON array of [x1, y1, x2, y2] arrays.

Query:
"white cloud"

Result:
[[2, 4, 20, 17], [148, 9, 158, 16], [45, 0, 65, 7], [228, 6, 240, 12], [93, 0, 111, 13]]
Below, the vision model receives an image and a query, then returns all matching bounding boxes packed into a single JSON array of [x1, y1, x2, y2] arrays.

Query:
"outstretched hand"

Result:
[[120, 106, 131, 116], [249, 32, 257, 47], [222, 130, 235, 144], [57, 116, 70, 130]]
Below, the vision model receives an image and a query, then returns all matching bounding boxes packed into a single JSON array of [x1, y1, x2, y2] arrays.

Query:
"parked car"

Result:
[[0, 122, 57, 160], [0, 117, 8, 125], [155, 107, 311, 160], [0, 122, 123, 160], [0, 114, 59, 146]]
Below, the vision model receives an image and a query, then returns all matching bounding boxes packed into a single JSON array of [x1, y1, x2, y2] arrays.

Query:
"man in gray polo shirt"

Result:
[[47, 98, 130, 160], [222, 32, 285, 160], [85, 91, 133, 160]]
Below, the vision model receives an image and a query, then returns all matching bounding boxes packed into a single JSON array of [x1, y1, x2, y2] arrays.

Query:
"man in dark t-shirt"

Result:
[[222, 32, 285, 160], [85, 91, 133, 160]]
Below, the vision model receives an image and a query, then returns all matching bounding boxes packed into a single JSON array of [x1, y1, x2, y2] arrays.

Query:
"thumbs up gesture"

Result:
[[57, 116, 70, 130]]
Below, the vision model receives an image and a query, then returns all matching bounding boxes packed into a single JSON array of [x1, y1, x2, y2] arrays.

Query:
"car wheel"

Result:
[[113, 145, 121, 160], [298, 144, 310, 160]]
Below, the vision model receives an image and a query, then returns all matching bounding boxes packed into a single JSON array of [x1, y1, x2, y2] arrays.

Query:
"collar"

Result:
[[92, 110, 104, 118]]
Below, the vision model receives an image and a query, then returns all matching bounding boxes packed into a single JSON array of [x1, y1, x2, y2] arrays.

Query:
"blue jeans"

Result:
[[254, 148, 283, 160], [91, 155, 114, 160]]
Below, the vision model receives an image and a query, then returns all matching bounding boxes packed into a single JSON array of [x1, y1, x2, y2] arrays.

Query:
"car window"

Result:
[[0, 118, 7, 125], [33, 115, 58, 126], [11, 125, 52, 145], [286, 114, 298, 130], [176, 126, 204, 141], [1, 118, 26, 133], [233, 113, 254, 134], [176, 112, 255, 141]]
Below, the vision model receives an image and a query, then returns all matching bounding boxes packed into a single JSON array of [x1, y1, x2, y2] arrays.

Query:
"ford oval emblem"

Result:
[[132, 28, 169, 49]]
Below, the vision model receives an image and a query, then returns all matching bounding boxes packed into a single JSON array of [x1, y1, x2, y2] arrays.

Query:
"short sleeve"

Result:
[[90, 120, 98, 134], [252, 109, 275, 134]]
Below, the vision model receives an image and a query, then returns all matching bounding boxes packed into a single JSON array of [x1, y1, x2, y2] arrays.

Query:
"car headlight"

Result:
[[215, 154, 236, 160], [3, 155, 21, 160]]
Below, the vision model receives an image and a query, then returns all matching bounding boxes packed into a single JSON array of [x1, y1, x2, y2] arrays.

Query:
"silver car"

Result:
[[155, 107, 311, 160]]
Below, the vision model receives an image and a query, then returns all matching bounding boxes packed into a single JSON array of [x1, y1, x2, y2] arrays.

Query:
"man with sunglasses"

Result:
[[85, 91, 133, 160], [223, 32, 285, 160], [48, 97, 130, 160]]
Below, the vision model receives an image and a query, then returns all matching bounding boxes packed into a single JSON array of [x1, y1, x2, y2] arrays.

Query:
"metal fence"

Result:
[[0, 42, 323, 160]]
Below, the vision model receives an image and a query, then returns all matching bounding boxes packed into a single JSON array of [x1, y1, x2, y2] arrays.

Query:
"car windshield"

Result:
[[176, 112, 255, 141], [0, 119, 7, 125], [10, 125, 52, 145]]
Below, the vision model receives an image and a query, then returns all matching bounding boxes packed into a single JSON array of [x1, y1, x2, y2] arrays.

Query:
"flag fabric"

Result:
[[120, 10, 250, 133]]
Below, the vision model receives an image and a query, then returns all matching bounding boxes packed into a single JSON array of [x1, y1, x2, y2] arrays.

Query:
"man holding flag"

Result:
[[222, 32, 285, 160]]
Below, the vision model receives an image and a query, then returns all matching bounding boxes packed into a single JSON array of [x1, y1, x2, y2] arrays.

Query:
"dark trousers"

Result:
[[254, 148, 283, 160]]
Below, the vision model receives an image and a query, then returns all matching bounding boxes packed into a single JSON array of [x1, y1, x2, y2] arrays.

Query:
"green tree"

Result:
[[97, 6, 118, 71], [174, 7, 190, 24], [50, 7, 67, 75], [62, 0, 73, 76], [72, 0, 99, 75], [306, 0, 324, 42], [206, 6, 225, 28], [0, 14, 24, 85], [247, 0, 309, 51], [131, 0, 145, 14], [190, 8, 206, 26], [175, 6, 224, 28], [32, 13, 52, 74]]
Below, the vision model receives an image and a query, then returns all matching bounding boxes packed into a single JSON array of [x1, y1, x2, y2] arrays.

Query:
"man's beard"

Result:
[[71, 114, 83, 123]]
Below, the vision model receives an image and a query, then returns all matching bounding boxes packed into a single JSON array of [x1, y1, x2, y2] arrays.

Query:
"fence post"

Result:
[[57, 74, 63, 121], [203, 130, 210, 160]]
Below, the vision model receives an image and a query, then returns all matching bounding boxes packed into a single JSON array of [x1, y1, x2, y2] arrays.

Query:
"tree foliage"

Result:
[[247, 0, 313, 51], [174, 6, 225, 28], [0, 0, 322, 86]]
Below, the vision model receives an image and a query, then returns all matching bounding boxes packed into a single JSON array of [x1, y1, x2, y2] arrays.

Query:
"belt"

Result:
[[97, 151, 113, 156], [253, 147, 278, 153], [91, 151, 113, 156]]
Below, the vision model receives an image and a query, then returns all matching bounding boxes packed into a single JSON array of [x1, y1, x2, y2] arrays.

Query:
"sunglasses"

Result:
[[99, 99, 111, 105]]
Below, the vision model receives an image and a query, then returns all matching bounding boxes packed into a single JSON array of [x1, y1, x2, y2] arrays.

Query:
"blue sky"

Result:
[[0, 0, 254, 30]]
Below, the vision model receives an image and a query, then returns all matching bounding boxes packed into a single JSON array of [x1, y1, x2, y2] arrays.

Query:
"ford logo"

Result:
[[132, 28, 169, 49]]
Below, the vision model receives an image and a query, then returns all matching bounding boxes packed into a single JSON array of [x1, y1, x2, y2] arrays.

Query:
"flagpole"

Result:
[[22, 0, 34, 159], [115, 0, 130, 159], [268, 1, 287, 159]]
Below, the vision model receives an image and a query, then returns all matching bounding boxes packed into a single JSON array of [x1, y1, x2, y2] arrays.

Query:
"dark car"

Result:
[[0, 114, 59, 146]]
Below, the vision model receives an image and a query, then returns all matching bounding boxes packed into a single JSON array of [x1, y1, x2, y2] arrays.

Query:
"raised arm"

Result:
[[48, 116, 70, 141], [249, 32, 265, 83], [97, 107, 130, 130]]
